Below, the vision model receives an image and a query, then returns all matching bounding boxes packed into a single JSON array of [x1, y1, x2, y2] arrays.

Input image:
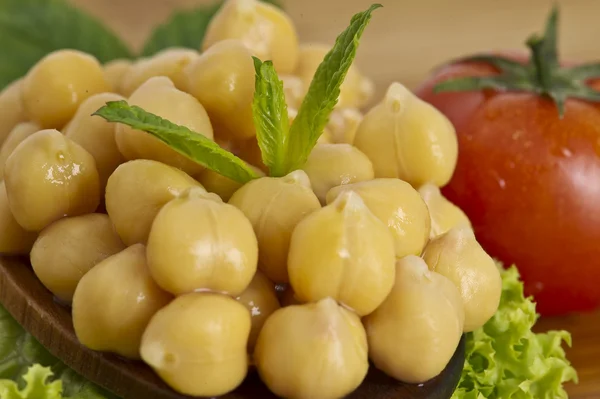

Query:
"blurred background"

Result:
[[70, 0, 600, 99]]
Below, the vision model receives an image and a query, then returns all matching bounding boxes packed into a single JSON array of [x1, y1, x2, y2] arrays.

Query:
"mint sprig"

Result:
[[252, 57, 290, 177], [93, 101, 261, 184], [0, 0, 133, 90]]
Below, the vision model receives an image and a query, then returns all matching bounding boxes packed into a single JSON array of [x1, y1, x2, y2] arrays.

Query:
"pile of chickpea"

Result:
[[0, 0, 503, 398]]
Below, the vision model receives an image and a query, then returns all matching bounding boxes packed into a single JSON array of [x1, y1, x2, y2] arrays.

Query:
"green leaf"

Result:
[[141, 0, 283, 56], [0, 0, 133, 90], [0, 365, 62, 399], [251, 57, 290, 177], [285, 3, 382, 172], [451, 265, 578, 399], [93, 101, 261, 184]]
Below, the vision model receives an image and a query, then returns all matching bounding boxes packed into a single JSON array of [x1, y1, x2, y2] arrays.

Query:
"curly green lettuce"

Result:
[[452, 265, 578, 399]]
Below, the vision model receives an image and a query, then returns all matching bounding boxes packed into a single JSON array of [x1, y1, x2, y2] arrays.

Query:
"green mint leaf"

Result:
[[286, 3, 382, 171], [252, 57, 290, 177], [0, 0, 133, 90], [93, 100, 261, 184], [141, 0, 282, 56]]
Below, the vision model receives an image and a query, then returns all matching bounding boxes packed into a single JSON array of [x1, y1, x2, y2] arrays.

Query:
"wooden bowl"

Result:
[[0, 256, 465, 399]]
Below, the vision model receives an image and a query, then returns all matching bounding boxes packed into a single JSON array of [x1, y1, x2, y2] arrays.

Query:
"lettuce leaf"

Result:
[[451, 265, 578, 399], [0, 365, 61, 399]]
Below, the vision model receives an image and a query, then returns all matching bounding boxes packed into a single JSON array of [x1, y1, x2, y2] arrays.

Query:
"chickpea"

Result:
[[30, 213, 125, 303], [421, 226, 502, 332], [115, 77, 214, 175], [186, 40, 256, 141], [418, 183, 472, 238], [102, 59, 132, 94], [22, 50, 110, 129], [4, 129, 100, 231], [295, 44, 374, 109], [353, 82, 458, 187], [229, 170, 321, 283], [302, 143, 374, 204], [0, 80, 27, 146], [289, 191, 395, 316], [203, 0, 299, 74], [326, 178, 431, 259], [254, 297, 368, 399], [326, 107, 363, 144], [64, 93, 127, 196], [363, 255, 464, 384], [236, 270, 280, 351], [73, 244, 172, 359], [0, 182, 37, 255], [105, 159, 204, 246], [280, 74, 306, 109], [0, 122, 40, 177], [147, 188, 258, 296], [120, 48, 199, 96], [196, 164, 265, 202], [141, 293, 250, 397]]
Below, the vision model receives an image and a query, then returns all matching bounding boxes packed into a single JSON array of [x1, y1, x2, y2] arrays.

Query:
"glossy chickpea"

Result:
[[4, 129, 100, 231], [196, 164, 265, 202], [326, 107, 363, 144], [141, 293, 250, 397], [64, 93, 127, 196], [115, 77, 214, 175], [326, 178, 431, 259], [229, 170, 321, 283], [0, 80, 28, 146], [353, 82, 458, 187], [22, 50, 110, 129], [289, 191, 395, 316], [0, 182, 37, 255], [418, 183, 472, 238], [73, 244, 172, 359], [186, 39, 256, 141], [105, 159, 204, 246], [30, 213, 125, 303], [236, 270, 280, 351], [0, 122, 40, 177], [147, 189, 258, 296], [203, 0, 299, 74], [302, 143, 374, 204], [102, 59, 132, 94], [422, 226, 502, 332], [295, 44, 374, 109], [254, 297, 368, 399], [120, 48, 199, 96], [363, 255, 464, 384]]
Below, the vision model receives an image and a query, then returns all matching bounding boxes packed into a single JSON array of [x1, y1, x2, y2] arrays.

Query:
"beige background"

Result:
[[70, 0, 600, 98]]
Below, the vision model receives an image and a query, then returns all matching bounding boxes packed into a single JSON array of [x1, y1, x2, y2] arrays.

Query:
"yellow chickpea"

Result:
[[115, 76, 214, 175], [0, 181, 37, 255], [0, 80, 28, 147], [102, 59, 132, 94], [203, 0, 300, 74], [22, 50, 110, 129], [0, 122, 41, 177]]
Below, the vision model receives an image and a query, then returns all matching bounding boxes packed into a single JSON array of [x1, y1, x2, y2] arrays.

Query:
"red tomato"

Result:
[[415, 59, 600, 316]]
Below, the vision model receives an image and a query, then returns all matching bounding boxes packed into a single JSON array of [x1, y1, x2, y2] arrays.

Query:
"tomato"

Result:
[[415, 37, 600, 315]]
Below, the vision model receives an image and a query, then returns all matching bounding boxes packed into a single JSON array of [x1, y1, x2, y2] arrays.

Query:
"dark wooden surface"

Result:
[[0, 256, 465, 399]]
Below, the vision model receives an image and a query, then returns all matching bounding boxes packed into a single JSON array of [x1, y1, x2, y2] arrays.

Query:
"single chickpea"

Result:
[[418, 183, 472, 238], [203, 0, 300, 74], [0, 122, 41, 177], [115, 77, 214, 176], [363, 255, 464, 384], [353, 82, 458, 187], [141, 293, 250, 397], [421, 226, 502, 332], [72, 244, 173, 359], [326, 107, 363, 144], [0, 80, 28, 146], [254, 297, 369, 399], [288, 191, 396, 316], [22, 49, 110, 128], [102, 59, 132, 94], [3, 129, 100, 231]]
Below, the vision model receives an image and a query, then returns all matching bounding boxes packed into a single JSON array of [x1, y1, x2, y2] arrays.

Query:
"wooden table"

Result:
[[66, 1, 600, 397]]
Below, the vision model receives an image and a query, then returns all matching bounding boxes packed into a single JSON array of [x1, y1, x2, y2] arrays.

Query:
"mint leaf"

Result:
[[93, 101, 261, 184], [286, 3, 382, 171], [252, 57, 290, 177], [141, 0, 283, 56], [0, 0, 133, 90]]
